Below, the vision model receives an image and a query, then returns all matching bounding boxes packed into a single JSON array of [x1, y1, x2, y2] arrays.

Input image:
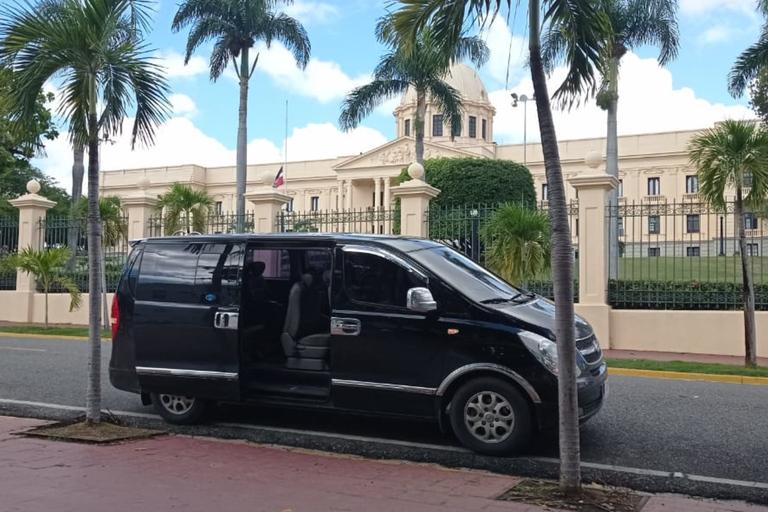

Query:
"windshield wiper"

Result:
[[480, 296, 519, 304]]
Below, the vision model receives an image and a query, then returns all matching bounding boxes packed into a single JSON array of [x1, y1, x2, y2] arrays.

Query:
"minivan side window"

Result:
[[249, 249, 290, 279], [343, 251, 422, 308], [136, 242, 201, 303], [196, 243, 243, 306]]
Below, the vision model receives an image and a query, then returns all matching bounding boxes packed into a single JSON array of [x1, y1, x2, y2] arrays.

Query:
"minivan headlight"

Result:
[[519, 331, 559, 375]]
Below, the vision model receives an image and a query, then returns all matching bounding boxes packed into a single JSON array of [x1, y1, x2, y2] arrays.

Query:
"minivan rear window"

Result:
[[408, 245, 522, 302]]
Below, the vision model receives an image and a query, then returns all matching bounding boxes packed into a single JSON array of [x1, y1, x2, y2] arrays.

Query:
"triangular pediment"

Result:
[[333, 137, 482, 171]]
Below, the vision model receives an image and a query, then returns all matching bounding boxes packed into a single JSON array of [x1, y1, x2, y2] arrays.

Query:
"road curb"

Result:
[[608, 367, 768, 386], [0, 332, 104, 341]]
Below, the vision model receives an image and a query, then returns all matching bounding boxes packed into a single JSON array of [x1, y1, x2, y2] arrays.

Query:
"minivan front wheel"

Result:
[[151, 393, 206, 425], [449, 377, 531, 456]]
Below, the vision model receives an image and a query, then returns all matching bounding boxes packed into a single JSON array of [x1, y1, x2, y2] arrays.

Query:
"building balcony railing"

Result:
[[644, 195, 666, 204], [745, 229, 762, 238], [682, 193, 700, 201]]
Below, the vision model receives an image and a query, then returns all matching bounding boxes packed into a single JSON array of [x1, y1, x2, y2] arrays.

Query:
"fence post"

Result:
[[122, 177, 158, 240], [8, 180, 56, 322], [392, 163, 440, 238], [245, 172, 292, 233], [568, 151, 618, 347]]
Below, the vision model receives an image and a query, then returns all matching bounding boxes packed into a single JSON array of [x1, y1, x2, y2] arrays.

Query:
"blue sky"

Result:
[[34, 0, 763, 190]]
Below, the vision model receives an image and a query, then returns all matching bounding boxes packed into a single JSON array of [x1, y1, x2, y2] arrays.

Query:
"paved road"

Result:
[[1, 336, 767, 492]]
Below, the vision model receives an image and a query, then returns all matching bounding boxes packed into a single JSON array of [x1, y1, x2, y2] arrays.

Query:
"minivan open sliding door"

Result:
[[133, 240, 244, 400]]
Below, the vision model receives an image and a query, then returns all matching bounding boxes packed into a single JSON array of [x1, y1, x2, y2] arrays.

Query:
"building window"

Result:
[[575, 219, 579, 237], [617, 217, 624, 237], [745, 212, 758, 230], [648, 215, 660, 234], [686, 175, 699, 194], [404, 119, 411, 137], [541, 184, 549, 201], [647, 177, 660, 196], [468, 116, 477, 138], [451, 119, 461, 137], [432, 114, 443, 136], [310, 196, 319, 212], [686, 246, 701, 257], [481, 119, 487, 140], [286, 198, 294, 212], [686, 214, 700, 233], [618, 179, 623, 197], [214, 201, 223, 215], [744, 172, 754, 188], [648, 247, 661, 257], [748, 243, 759, 256]]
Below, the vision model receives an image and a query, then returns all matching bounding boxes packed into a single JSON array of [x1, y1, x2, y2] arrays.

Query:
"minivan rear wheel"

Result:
[[449, 377, 531, 456], [151, 393, 206, 425]]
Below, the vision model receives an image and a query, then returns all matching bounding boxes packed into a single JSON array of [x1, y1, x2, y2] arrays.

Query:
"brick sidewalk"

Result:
[[1, 416, 766, 512]]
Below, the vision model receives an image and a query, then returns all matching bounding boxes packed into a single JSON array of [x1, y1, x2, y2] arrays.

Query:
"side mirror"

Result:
[[407, 287, 437, 313]]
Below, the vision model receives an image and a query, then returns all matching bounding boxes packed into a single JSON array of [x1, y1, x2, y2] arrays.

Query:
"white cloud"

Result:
[[33, 117, 387, 192], [250, 41, 370, 103], [680, 0, 755, 17], [699, 24, 735, 44], [169, 94, 197, 117], [489, 52, 755, 145], [479, 19, 527, 87], [282, 0, 339, 25], [155, 50, 209, 79]]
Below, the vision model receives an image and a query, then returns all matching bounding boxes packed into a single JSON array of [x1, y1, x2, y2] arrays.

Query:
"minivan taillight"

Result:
[[110, 294, 120, 340]]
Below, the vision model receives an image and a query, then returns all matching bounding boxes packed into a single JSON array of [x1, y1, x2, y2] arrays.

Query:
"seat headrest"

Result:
[[301, 273, 313, 287], [246, 261, 266, 277]]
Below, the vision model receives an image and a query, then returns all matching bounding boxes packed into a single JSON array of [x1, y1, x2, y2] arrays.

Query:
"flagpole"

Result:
[[284, 99, 288, 195]]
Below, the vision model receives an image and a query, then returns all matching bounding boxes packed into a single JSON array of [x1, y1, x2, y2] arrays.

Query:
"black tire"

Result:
[[150, 393, 207, 425], [449, 377, 532, 456]]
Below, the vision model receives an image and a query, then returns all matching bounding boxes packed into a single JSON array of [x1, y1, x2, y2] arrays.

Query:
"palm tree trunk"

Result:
[[45, 289, 49, 329], [235, 48, 250, 232], [85, 76, 103, 425], [415, 91, 426, 168], [606, 57, 620, 280], [528, 0, 580, 493], [735, 188, 757, 367], [67, 146, 85, 271]]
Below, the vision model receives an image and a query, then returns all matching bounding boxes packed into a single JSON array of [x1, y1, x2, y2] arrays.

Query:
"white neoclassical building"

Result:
[[99, 62, 759, 251]]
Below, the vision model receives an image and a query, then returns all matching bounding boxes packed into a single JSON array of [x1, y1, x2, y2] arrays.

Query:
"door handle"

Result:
[[331, 317, 361, 336], [214, 311, 239, 330]]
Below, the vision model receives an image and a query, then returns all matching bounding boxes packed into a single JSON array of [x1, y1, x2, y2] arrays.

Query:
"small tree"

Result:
[[1, 246, 82, 327], [157, 183, 214, 235], [78, 196, 127, 248], [481, 204, 551, 288], [688, 120, 768, 368]]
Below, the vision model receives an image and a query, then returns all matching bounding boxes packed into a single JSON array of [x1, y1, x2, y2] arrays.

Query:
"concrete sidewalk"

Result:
[[604, 349, 768, 367], [1, 416, 765, 512]]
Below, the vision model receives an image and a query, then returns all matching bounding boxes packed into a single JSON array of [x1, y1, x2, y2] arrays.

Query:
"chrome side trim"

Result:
[[136, 367, 239, 380], [332, 379, 436, 396], [436, 363, 542, 404]]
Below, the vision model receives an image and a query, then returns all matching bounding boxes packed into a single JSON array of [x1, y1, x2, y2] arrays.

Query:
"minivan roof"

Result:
[[134, 233, 446, 253]]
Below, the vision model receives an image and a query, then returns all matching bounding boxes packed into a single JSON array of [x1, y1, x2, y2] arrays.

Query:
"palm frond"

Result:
[[427, 78, 463, 139], [452, 35, 490, 68], [622, 0, 680, 66], [729, 34, 768, 97], [261, 12, 311, 69], [339, 79, 410, 131], [54, 274, 83, 312]]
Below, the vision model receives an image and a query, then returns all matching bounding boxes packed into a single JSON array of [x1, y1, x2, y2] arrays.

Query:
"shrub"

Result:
[[608, 280, 768, 311]]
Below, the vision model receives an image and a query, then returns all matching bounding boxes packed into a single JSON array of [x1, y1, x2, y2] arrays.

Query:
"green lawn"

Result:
[[606, 358, 768, 378], [0, 325, 111, 339], [533, 256, 768, 284]]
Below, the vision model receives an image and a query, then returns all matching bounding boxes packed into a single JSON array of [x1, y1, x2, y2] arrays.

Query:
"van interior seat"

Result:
[[281, 272, 330, 371]]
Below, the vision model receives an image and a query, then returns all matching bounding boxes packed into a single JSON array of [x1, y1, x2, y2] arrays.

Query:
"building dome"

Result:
[[400, 63, 490, 105]]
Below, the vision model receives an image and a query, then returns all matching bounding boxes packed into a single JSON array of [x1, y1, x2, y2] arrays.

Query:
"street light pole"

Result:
[[512, 92, 534, 167]]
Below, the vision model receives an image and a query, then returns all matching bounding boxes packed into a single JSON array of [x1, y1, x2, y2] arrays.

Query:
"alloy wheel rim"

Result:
[[159, 394, 196, 415], [463, 391, 515, 444]]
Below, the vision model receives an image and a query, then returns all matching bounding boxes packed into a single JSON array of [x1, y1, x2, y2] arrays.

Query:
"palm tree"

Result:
[[157, 183, 215, 235], [543, 0, 679, 278], [1, 246, 82, 327], [78, 196, 128, 248], [729, 1, 768, 97], [172, 0, 311, 232], [390, 0, 609, 492], [340, 19, 488, 167], [688, 120, 768, 368], [481, 204, 551, 288], [0, 0, 171, 424]]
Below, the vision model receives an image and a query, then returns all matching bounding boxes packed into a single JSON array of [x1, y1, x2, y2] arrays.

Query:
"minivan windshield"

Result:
[[408, 245, 525, 303]]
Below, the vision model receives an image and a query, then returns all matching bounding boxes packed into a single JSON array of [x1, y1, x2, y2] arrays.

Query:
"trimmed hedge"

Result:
[[608, 279, 768, 311], [526, 280, 579, 303]]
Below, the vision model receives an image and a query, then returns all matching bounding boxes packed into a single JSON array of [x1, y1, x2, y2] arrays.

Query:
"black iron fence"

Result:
[[148, 212, 255, 237], [275, 208, 400, 234], [607, 200, 768, 310], [0, 216, 18, 290], [38, 216, 129, 293]]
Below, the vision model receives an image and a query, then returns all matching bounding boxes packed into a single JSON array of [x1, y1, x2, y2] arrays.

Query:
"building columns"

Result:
[[374, 178, 382, 209]]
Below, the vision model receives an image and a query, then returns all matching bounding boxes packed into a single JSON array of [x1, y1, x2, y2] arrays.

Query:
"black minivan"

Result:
[[109, 233, 607, 455]]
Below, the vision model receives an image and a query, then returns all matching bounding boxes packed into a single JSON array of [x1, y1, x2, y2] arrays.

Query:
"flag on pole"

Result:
[[272, 166, 284, 188]]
